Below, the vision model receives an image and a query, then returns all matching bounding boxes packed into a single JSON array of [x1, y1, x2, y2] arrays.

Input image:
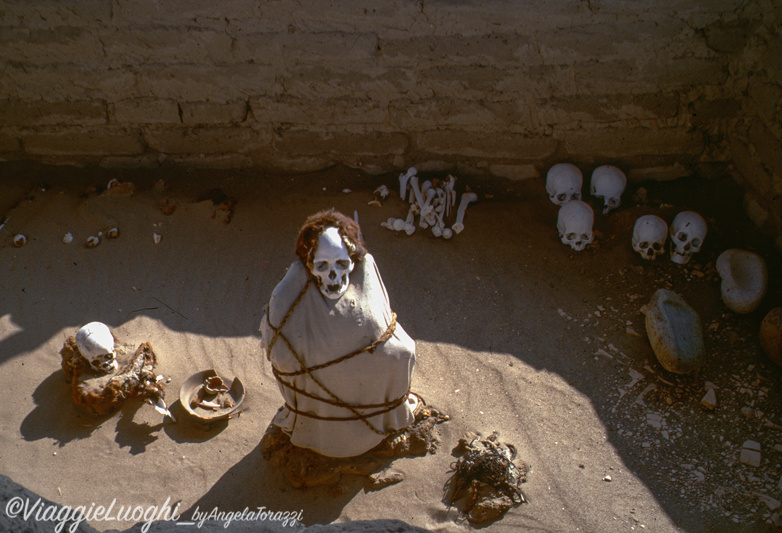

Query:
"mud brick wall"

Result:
[[722, 1, 782, 251], [0, 0, 779, 247]]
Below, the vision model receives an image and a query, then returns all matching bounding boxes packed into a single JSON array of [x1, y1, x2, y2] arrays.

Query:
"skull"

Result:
[[557, 200, 594, 251], [311, 226, 355, 300], [669, 211, 707, 265], [590, 165, 627, 215], [632, 215, 668, 261], [75, 321, 117, 374], [546, 163, 583, 205]]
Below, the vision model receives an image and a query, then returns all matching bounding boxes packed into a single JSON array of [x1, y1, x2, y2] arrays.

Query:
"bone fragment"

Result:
[[452, 192, 478, 234], [399, 167, 417, 200]]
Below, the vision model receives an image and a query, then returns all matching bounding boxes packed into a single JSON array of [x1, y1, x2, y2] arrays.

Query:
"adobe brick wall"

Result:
[[0, 0, 779, 247]]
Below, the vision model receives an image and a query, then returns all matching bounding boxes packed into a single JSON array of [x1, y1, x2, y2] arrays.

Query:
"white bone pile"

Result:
[[381, 168, 474, 239]]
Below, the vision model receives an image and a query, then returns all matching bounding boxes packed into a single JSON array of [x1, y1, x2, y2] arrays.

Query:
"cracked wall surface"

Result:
[[0, 0, 779, 247]]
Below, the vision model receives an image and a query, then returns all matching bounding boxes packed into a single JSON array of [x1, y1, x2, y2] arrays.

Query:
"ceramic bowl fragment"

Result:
[[716, 249, 768, 314], [179, 369, 245, 421]]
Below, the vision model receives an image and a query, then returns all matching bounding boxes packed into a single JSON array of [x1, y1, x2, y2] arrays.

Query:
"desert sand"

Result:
[[1, 162, 780, 532]]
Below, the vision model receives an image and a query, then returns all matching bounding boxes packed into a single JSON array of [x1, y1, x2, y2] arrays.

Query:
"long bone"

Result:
[[444, 175, 457, 217], [452, 192, 478, 234], [408, 175, 425, 206], [399, 167, 417, 200], [419, 188, 437, 228]]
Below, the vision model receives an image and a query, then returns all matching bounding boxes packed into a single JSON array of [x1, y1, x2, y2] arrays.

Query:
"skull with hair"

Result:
[[295, 209, 367, 300]]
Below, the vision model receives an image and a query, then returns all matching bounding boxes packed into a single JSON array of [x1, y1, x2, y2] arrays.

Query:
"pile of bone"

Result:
[[548, 163, 626, 251], [380, 167, 477, 239]]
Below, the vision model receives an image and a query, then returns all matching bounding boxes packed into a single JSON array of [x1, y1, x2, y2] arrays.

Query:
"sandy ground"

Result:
[[1, 162, 781, 533]]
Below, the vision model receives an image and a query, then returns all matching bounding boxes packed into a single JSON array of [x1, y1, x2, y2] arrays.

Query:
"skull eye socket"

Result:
[[581, 234, 589, 241], [677, 232, 688, 242], [639, 241, 649, 249], [566, 233, 576, 241], [652, 243, 663, 251], [691, 238, 702, 248], [608, 198, 619, 206], [336, 259, 351, 269], [315, 261, 330, 272], [557, 193, 567, 202]]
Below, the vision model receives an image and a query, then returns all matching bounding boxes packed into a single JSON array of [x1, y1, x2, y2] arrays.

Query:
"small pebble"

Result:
[[86, 236, 100, 248], [13, 234, 27, 247], [62, 233, 73, 244]]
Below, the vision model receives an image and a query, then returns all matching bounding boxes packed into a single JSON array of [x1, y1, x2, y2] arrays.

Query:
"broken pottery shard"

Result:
[[740, 440, 761, 467], [716, 249, 768, 314], [641, 289, 705, 374], [760, 307, 782, 367], [701, 388, 717, 410]]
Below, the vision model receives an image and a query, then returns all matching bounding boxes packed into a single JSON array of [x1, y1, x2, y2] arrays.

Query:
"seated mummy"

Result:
[[261, 209, 417, 458]]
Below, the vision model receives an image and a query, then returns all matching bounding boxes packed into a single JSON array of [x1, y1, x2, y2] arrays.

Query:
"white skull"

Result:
[[669, 211, 707, 265], [311, 226, 355, 300], [590, 165, 627, 214], [557, 200, 594, 251], [75, 322, 117, 373], [632, 215, 668, 261], [546, 163, 583, 205]]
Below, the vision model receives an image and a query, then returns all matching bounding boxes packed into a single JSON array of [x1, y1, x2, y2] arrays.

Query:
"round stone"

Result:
[[642, 289, 705, 374]]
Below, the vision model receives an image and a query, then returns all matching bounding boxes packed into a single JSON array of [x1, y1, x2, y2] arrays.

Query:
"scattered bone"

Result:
[[13, 234, 27, 247], [452, 192, 478, 234], [107, 227, 119, 239], [701, 388, 718, 410], [62, 233, 73, 244], [740, 440, 761, 467], [153, 233, 162, 244], [85, 235, 100, 248]]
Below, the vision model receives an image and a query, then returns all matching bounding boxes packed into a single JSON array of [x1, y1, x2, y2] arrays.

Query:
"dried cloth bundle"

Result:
[[60, 338, 166, 417], [444, 431, 528, 524]]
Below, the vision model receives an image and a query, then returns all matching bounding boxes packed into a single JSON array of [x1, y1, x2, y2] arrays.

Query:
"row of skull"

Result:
[[556, 197, 708, 264], [546, 163, 627, 215], [549, 162, 709, 263]]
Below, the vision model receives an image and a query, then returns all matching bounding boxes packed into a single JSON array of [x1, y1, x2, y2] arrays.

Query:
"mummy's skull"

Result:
[[75, 321, 117, 373], [311, 226, 354, 300]]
